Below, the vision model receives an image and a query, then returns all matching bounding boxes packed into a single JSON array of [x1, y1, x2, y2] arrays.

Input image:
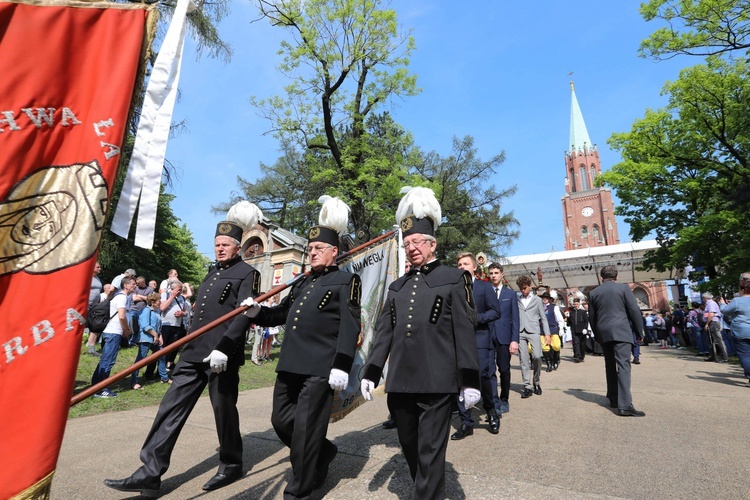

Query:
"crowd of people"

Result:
[[88, 188, 750, 500], [86, 266, 195, 397]]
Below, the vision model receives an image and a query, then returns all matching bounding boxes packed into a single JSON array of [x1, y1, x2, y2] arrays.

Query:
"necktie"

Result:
[[495, 287, 500, 299]]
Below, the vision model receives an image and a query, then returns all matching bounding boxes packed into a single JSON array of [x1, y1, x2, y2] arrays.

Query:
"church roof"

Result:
[[569, 81, 593, 153]]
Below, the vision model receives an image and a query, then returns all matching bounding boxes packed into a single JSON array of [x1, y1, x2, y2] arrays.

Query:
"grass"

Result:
[[69, 341, 280, 419]]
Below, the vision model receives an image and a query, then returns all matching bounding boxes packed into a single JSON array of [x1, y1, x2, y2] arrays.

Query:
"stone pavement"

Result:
[[52, 346, 750, 499]]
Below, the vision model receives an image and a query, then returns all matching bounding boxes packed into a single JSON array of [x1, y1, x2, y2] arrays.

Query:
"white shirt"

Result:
[[103, 293, 127, 335], [520, 293, 534, 309]]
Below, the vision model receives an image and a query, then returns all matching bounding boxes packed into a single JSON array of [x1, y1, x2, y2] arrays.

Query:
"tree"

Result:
[[250, 0, 419, 242], [639, 0, 750, 59], [598, 56, 750, 290], [219, 112, 418, 239], [413, 136, 519, 262]]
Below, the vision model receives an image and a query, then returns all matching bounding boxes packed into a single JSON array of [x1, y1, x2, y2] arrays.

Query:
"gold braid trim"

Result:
[[11, 470, 54, 500]]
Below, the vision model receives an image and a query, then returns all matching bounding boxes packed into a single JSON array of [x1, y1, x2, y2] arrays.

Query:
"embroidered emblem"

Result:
[[309, 227, 321, 239], [400, 215, 414, 232], [218, 223, 232, 235]]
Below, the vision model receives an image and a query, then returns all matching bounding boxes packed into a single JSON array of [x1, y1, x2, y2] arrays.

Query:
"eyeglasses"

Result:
[[401, 239, 429, 250], [307, 245, 333, 254]]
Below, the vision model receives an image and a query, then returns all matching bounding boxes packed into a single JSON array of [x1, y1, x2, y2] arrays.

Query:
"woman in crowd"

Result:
[[719, 273, 750, 386]]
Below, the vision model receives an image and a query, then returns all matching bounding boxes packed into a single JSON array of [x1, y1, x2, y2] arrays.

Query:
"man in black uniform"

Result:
[[243, 195, 361, 499], [104, 202, 263, 497], [568, 297, 589, 363], [361, 186, 481, 500]]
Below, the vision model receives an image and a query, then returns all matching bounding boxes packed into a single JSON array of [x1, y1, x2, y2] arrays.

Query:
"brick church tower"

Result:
[[561, 82, 620, 250]]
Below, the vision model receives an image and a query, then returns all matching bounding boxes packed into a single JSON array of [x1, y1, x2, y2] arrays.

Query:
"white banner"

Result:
[[329, 232, 399, 422]]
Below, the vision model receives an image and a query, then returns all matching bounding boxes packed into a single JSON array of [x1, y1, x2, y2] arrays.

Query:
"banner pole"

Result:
[[71, 229, 397, 406]]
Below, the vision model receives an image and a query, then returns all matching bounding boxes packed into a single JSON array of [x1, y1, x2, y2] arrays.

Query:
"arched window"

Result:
[[569, 168, 577, 192], [592, 224, 601, 243], [590, 165, 597, 185], [632, 287, 650, 310], [579, 165, 589, 190], [581, 225, 588, 239]]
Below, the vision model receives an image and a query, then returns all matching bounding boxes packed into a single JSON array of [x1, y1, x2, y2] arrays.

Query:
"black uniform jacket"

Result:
[[179, 256, 261, 365], [363, 260, 481, 393], [254, 266, 362, 378]]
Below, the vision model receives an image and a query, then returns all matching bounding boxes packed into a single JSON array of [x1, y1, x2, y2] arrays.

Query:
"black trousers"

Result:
[[161, 325, 186, 366], [603, 341, 633, 410], [491, 342, 512, 404], [572, 333, 586, 360], [272, 372, 334, 500], [132, 361, 242, 482], [388, 392, 452, 500], [457, 346, 495, 425]]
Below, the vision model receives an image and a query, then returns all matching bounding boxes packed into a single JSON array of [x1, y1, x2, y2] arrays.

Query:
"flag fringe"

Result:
[[11, 471, 54, 500]]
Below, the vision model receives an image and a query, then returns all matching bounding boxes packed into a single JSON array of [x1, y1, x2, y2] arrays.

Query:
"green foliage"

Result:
[[250, 0, 419, 242], [413, 136, 519, 262], [640, 0, 750, 59], [98, 161, 210, 286], [598, 56, 750, 289]]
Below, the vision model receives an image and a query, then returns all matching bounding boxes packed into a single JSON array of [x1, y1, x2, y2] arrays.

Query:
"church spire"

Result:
[[569, 81, 592, 153]]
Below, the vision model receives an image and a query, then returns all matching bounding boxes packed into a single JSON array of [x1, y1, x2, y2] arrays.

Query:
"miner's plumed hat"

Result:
[[215, 200, 262, 241], [308, 195, 350, 248], [396, 186, 441, 237]]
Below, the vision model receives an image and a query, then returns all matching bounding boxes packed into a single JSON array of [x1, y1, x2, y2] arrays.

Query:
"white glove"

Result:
[[582, 328, 588, 335], [202, 350, 228, 373], [328, 368, 349, 391], [360, 378, 375, 401], [241, 297, 261, 318], [459, 387, 481, 409]]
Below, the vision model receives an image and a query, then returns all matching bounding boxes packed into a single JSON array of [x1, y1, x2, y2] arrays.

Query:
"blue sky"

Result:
[[163, 1, 689, 260]]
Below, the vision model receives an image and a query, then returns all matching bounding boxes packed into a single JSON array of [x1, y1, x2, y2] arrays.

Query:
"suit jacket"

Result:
[[473, 278, 501, 349], [364, 260, 480, 393], [568, 307, 589, 334], [180, 256, 261, 365], [490, 285, 520, 345], [254, 266, 362, 378], [587, 280, 643, 344], [518, 294, 551, 336]]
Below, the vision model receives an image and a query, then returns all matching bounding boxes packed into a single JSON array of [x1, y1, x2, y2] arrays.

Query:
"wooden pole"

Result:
[[71, 229, 396, 406]]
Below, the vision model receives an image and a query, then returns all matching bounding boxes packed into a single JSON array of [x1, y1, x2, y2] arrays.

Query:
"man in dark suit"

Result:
[[451, 252, 501, 440], [243, 196, 361, 498], [587, 265, 645, 417], [487, 262, 519, 414], [105, 202, 263, 497], [361, 186, 480, 500]]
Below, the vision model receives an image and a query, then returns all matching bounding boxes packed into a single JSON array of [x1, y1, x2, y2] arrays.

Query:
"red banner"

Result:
[[0, 1, 150, 497]]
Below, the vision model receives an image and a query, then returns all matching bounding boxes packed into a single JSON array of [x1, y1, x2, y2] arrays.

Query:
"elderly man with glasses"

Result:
[[361, 186, 480, 500], [241, 195, 361, 499]]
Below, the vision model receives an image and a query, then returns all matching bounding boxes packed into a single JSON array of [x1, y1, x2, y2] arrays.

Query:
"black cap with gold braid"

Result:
[[309, 195, 350, 248], [396, 186, 442, 237], [215, 200, 262, 241]]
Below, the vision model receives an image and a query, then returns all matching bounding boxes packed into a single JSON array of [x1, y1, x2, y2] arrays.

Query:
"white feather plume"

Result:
[[318, 195, 350, 235], [226, 200, 263, 231], [396, 186, 441, 231]]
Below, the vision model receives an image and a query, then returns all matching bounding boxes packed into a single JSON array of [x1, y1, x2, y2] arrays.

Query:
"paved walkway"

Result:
[[52, 346, 750, 499]]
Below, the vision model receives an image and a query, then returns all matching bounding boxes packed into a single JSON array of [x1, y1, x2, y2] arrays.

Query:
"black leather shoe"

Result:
[[617, 407, 646, 417], [487, 410, 500, 434], [202, 469, 242, 491], [450, 424, 474, 440], [382, 418, 397, 429], [705, 357, 716, 362], [632, 358, 641, 364], [533, 384, 542, 395], [104, 476, 160, 498], [313, 442, 338, 489], [521, 388, 533, 398], [573, 358, 582, 363]]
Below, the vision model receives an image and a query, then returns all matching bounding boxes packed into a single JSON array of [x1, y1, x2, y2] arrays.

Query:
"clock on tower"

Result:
[[581, 206, 593, 217]]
